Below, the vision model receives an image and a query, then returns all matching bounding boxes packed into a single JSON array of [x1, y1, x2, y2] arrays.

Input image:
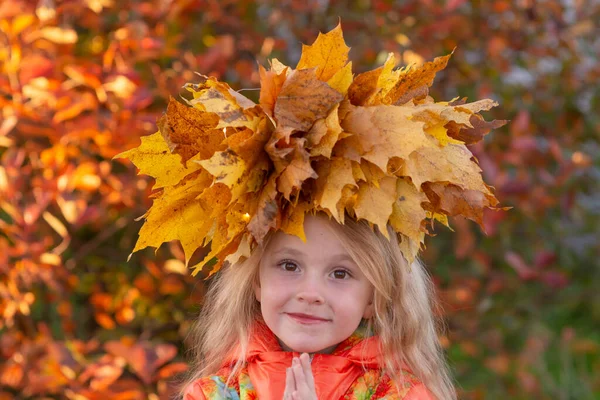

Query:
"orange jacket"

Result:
[[184, 322, 434, 400]]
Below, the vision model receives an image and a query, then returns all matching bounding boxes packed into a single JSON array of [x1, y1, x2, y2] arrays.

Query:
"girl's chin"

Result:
[[278, 338, 339, 354]]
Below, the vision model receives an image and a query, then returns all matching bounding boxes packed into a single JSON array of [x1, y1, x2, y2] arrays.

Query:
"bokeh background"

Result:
[[1, 0, 599, 399]]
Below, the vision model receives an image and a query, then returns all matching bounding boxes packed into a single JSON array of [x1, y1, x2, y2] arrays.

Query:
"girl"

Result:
[[116, 23, 501, 400], [180, 212, 455, 399]]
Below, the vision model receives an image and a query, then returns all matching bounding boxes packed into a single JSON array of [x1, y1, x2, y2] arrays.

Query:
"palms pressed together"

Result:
[[283, 353, 318, 400]]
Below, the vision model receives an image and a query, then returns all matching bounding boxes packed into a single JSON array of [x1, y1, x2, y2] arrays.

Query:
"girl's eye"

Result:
[[278, 260, 298, 272], [332, 269, 351, 279]]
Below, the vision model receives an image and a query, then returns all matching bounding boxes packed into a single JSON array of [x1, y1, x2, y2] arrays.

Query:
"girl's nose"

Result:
[[296, 290, 325, 304], [296, 277, 325, 304]]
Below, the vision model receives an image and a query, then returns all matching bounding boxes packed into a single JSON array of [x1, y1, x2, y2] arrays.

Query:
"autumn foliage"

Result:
[[117, 24, 506, 278], [1, 1, 598, 399]]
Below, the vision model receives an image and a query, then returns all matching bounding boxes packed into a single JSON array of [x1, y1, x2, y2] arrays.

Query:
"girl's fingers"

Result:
[[292, 362, 306, 392], [284, 367, 295, 400], [299, 353, 316, 391], [292, 358, 316, 399]]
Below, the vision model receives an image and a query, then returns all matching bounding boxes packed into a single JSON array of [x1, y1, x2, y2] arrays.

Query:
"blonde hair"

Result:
[[179, 213, 456, 400]]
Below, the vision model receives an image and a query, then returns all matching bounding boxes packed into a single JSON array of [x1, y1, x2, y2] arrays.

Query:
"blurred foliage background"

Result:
[[0, 0, 598, 399]]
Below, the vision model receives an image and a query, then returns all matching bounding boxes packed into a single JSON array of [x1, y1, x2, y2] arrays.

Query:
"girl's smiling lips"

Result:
[[286, 312, 330, 324]]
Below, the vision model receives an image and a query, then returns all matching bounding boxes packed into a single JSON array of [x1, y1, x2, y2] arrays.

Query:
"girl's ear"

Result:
[[362, 298, 374, 319]]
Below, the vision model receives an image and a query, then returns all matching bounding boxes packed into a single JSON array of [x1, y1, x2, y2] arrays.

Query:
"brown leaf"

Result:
[[423, 182, 498, 228], [248, 174, 279, 244], [387, 53, 453, 105], [157, 97, 223, 163], [307, 103, 343, 158], [274, 68, 343, 131], [447, 115, 508, 144], [277, 139, 317, 200], [259, 63, 289, 118]]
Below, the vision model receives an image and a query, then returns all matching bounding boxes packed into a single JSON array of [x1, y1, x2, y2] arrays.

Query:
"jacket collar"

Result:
[[233, 321, 382, 400]]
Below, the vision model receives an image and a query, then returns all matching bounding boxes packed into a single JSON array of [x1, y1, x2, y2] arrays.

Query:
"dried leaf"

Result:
[[158, 97, 224, 163], [114, 132, 201, 188], [354, 176, 397, 237], [296, 22, 350, 82], [274, 68, 343, 131]]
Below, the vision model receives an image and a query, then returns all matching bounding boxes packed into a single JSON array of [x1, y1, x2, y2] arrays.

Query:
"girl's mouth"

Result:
[[286, 313, 330, 325]]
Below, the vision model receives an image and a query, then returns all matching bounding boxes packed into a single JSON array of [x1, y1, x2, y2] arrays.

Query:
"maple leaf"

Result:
[[306, 103, 344, 158], [274, 68, 343, 131], [276, 140, 317, 200], [280, 201, 312, 242], [296, 22, 350, 82], [354, 176, 397, 238], [386, 52, 453, 105], [446, 114, 508, 144], [247, 174, 279, 244], [157, 97, 224, 163], [389, 179, 428, 239], [259, 63, 289, 118], [313, 158, 357, 222], [341, 103, 434, 171], [423, 182, 498, 228], [402, 144, 491, 193], [130, 170, 214, 264], [198, 149, 246, 188], [113, 131, 201, 189], [326, 61, 353, 95]]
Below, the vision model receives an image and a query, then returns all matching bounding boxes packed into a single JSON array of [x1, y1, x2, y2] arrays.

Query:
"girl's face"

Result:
[[254, 214, 374, 354]]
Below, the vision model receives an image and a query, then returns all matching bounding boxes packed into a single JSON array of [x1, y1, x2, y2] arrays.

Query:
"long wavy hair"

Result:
[[179, 213, 456, 400]]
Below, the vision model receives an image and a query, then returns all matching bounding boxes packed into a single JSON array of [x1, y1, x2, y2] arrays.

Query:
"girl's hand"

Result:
[[283, 353, 317, 400]]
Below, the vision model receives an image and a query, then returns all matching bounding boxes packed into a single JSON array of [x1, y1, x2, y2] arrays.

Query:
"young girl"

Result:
[[117, 23, 502, 400], [180, 212, 455, 400]]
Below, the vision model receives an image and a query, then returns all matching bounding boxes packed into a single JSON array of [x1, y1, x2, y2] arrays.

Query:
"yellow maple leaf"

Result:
[[354, 176, 397, 238], [402, 144, 491, 193], [314, 158, 357, 223], [131, 170, 213, 263], [280, 201, 312, 242], [389, 179, 428, 240], [113, 131, 201, 188], [327, 61, 353, 95], [198, 149, 247, 188], [399, 231, 425, 265], [296, 22, 350, 82]]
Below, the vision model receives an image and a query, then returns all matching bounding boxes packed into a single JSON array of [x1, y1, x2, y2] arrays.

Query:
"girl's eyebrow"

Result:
[[272, 247, 304, 257]]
